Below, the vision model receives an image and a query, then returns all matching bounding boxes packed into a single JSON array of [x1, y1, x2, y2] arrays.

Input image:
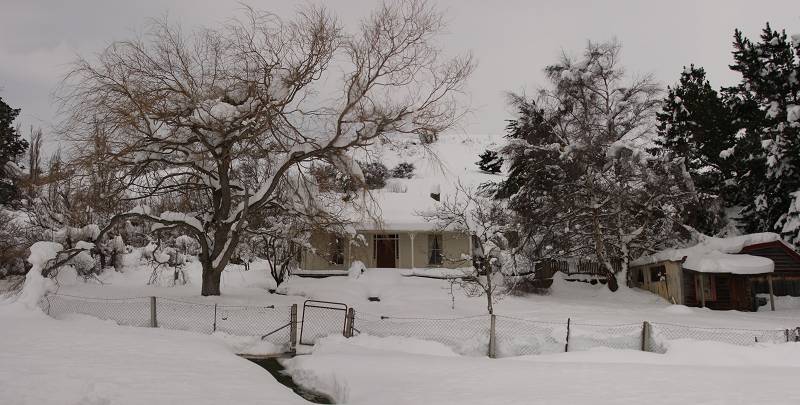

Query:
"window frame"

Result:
[[428, 233, 443, 266]]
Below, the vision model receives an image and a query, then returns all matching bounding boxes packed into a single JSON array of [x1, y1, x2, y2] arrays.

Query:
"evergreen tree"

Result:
[[727, 24, 800, 234], [0, 96, 28, 204], [654, 65, 738, 234], [476, 149, 503, 173]]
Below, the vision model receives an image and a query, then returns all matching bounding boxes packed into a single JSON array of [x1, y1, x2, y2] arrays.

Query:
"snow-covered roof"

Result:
[[349, 133, 503, 231], [683, 252, 773, 275], [631, 233, 781, 275]]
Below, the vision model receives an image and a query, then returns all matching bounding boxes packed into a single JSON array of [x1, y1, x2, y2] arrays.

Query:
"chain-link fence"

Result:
[[646, 322, 798, 354], [37, 294, 800, 358], [40, 294, 152, 327], [39, 294, 296, 351], [353, 312, 490, 355], [350, 310, 800, 358]]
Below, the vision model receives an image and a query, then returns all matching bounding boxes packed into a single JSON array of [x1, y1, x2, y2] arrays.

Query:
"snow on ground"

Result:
[[54, 258, 800, 331], [285, 334, 800, 405], [0, 301, 308, 405]]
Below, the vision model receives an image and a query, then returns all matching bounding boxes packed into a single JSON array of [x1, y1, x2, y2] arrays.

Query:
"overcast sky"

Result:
[[1, 0, 798, 149]]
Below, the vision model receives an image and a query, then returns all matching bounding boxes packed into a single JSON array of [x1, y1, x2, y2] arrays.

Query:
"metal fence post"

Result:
[[290, 304, 298, 352], [345, 308, 355, 338], [488, 314, 497, 359], [212, 304, 218, 332], [641, 321, 650, 352], [150, 296, 158, 328], [565, 317, 571, 352]]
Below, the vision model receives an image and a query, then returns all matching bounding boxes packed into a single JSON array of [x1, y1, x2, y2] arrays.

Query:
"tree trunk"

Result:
[[201, 259, 222, 296]]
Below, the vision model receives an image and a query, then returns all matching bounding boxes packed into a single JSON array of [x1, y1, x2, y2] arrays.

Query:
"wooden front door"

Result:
[[375, 234, 397, 268]]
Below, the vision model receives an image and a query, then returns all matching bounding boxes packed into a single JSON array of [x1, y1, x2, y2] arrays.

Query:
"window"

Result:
[[635, 268, 645, 284], [428, 234, 443, 265], [650, 265, 666, 283], [694, 273, 717, 301], [330, 235, 345, 265]]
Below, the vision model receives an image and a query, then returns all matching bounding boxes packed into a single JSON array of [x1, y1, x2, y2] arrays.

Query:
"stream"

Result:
[[247, 357, 334, 404]]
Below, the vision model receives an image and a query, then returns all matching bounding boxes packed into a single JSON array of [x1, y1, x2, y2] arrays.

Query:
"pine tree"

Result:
[[727, 24, 800, 235], [0, 96, 28, 204], [476, 149, 503, 173], [654, 65, 738, 234]]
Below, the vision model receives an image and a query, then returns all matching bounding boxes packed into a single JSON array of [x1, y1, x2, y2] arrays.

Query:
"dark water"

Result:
[[248, 357, 334, 404]]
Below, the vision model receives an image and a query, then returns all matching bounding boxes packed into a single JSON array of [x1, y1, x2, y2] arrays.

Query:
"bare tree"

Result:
[[59, 0, 474, 295], [422, 184, 513, 315]]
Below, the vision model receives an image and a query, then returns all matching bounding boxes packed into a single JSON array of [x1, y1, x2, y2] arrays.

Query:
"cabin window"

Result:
[[694, 273, 717, 301], [635, 268, 645, 284], [650, 265, 666, 283], [428, 233, 443, 265], [330, 235, 345, 265]]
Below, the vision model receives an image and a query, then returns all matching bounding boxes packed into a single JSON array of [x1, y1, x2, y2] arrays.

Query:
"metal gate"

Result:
[[299, 300, 352, 345]]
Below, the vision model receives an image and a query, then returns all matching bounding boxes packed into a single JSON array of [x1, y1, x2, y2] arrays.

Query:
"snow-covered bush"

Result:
[[476, 150, 502, 174], [390, 162, 415, 179], [174, 234, 200, 255], [0, 210, 34, 278], [359, 161, 389, 189]]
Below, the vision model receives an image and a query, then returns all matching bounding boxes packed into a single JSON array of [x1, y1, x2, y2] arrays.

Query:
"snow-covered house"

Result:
[[629, 233, 791, 311], [299, 134, 500, 272]]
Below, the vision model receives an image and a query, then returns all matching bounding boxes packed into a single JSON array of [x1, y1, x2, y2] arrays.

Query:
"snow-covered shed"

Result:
[[629, 233, 783, 312], [299, 134, 501, 273]]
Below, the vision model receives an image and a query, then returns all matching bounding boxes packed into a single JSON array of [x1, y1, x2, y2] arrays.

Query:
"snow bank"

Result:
[[285, 337, 800, 405], [314, 334, 459, 357], [0, 303, 307, 405], [16, 241, 62, 309]]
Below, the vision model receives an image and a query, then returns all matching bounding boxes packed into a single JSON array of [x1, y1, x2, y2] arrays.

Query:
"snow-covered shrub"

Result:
[[359, 161, 389, 189], [476, 149, 503, 174], [174, 234, 200, 255], [69, 250, 97, 276], [348, 260, 366, 279], [390, 162, 415, 179], [309, 163, 357, 193], [384, 178, 408, 193], [0, 210, 34, 278]]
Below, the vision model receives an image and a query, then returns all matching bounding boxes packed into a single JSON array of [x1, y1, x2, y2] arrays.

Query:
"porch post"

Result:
[[409, 232, 415, 269], [698, 273, 706, 308], [767, 274, 775, 311]]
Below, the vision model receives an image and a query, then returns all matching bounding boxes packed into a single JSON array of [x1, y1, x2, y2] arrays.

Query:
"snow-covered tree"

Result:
[[0, 95, 28, 205], [476, 149, 502, 174], [60, 1, 474, 295], [496, 40, 693, 290], [727, 25, 800, 236], [654, 65, 738, 234], [423, 184, 514, 316]]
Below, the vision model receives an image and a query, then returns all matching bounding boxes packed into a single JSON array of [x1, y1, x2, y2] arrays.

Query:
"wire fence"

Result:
[[352, 312, 800, 358], [39, 294, 296, 350], [37, 293, 800, 358]]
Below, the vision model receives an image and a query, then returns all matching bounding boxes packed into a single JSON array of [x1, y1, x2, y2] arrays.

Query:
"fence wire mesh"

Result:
[[38, 294, 799, 358], [40, 294, 151, 327], [353, 313, 489, 355], [494, 316, 566, 356], [568, 322, 643, 352], [39, 294, 294, 350], [647, 322, 796, 353], [300, 301, 348, 345], [216, 304, 292, 345]]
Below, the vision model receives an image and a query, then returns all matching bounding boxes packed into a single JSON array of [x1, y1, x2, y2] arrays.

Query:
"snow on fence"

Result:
[[352, 311, 800, 358], [36, 294, 800, 358], [38, 294, 297, 350]]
